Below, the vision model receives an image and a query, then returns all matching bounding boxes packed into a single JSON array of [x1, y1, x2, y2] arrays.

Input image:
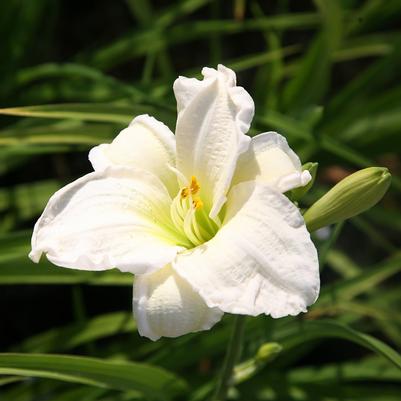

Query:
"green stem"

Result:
[[211, 315, 247, 401]]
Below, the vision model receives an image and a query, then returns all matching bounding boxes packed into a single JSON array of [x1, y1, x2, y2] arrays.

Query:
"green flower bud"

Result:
[[255, 342, 283, 363], [289, 162, 318, 201], [304, 167, 391, 232], [234, 342, 282, 384]]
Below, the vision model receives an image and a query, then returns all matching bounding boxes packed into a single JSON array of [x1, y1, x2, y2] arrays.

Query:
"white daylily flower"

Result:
[[30, 65, 319, 341]]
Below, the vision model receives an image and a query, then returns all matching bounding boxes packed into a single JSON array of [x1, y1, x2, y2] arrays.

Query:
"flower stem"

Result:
[[211, 315, 247, 401]]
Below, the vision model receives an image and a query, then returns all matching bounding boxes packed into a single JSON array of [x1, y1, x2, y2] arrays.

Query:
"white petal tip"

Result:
[[200, 64, 236, 86], [28, 250, 41, 263], [301, 170, 312, 186], [199, 65, 254, 135], [131, 114, 173, 137], [129, 113, 150, 126], [88, 144, 109, 171], [277, 171, 312, 193], [133, 266, 223, 341]]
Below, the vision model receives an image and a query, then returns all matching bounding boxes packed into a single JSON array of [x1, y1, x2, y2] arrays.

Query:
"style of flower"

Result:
[[30, 65, 319, 341]]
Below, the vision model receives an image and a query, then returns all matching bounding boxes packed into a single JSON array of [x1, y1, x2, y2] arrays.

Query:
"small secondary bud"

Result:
[[256, 342, 283, 362]]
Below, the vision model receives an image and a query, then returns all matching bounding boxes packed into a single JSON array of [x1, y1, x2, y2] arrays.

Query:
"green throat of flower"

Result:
[[170, 176, 220, 248]]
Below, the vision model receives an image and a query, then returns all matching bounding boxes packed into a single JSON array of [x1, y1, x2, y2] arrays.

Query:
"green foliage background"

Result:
[[1, 0, 400, 400]]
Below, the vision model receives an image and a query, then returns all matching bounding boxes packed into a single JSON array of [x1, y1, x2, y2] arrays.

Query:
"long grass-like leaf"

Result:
[[280, 320, 401, 370], [0, 353, 188, 399]]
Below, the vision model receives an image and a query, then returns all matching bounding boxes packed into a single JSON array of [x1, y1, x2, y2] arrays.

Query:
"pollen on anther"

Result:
[[190, 176, 200, 194], [181, 187, 190, 199], [193, 199, 203, 210]]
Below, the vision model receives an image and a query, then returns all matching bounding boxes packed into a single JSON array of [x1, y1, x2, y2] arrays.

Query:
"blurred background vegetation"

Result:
[[1, 0, 401, 400]]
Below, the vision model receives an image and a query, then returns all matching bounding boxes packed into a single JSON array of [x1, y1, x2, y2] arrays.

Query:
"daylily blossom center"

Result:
[[170, 175, 219, 248]]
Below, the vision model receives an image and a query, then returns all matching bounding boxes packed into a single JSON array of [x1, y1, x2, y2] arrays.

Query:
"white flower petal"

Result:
[[30, 167, 184, 274], [174, 182, 319, 318], [133, 264, 223, 341], [89, 114, 178, 196], [232, 132, 311, 193], [174, 64, 254, 219]]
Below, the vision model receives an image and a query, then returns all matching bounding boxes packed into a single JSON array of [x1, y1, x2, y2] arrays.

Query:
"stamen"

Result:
[[193, 199, 203, 210], [180, 176, 201, 199], [190, 176, 200, 194], [170, 175, 218, 248], [183, 209, 203, 246], [198, 206, 220, 236], [181, 187, 190, 199], [191, 209, 212, 242]]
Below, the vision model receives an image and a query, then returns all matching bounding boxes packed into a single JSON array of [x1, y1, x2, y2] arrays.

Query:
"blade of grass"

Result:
[[0, 353, 188, 399], [280, 320, 401, 370], [282, 0, 343, 111], [318, 253, 401, 304], [0, 122, 119, 146], [0, 258, 132, 285], [80, 13, 320, 70], [13, 312, 135, 353], [0, 104, 135, 124]]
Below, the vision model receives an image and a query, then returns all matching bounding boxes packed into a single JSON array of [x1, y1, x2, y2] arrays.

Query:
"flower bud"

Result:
[[255, 342, 282, 362], [304, 167, 391, 232], [234, 342, 282, 383]]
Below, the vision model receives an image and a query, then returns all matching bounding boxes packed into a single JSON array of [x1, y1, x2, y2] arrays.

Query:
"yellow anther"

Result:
[[181, 187, 190, 199], [193, 199, 203, 210], [190, 176, 200, 195], [171, 176, 217, 247], [180, 176, 200, 199]]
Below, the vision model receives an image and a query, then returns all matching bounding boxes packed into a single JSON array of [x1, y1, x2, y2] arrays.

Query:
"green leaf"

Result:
[[0, 353, 188, 399], [0, 104, 134, 124], [367, 206, 401, 233], [0, 231, 34, 263], [318, 137, 401, 195], [0, 257, 132, 286], [351, 215, 397, 253], [282, 0, 343, 110], [280, 320, 401, 370], [0, 122, 119, 146], [224, 45, 301, 74], [0, 181, 61, 221], [45, 386, 109, 401], [325, 40, 401, 123], [0, 0, 52, 96], [334, 33, 396, 62], [14, 63, 145, 100], [82, 13, 320, 70], [0, 232, 132, 285], [0, 376, 25, 387], [325, 249, 361, 278], [340, 107, 401, 144], [15, 312, 135, 353], [318, 253, 401, 303], [348, 0, 401, 35], [289, 356, 401, 384], [254, 110, 313, 140], [0, 145, 74, 160]]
